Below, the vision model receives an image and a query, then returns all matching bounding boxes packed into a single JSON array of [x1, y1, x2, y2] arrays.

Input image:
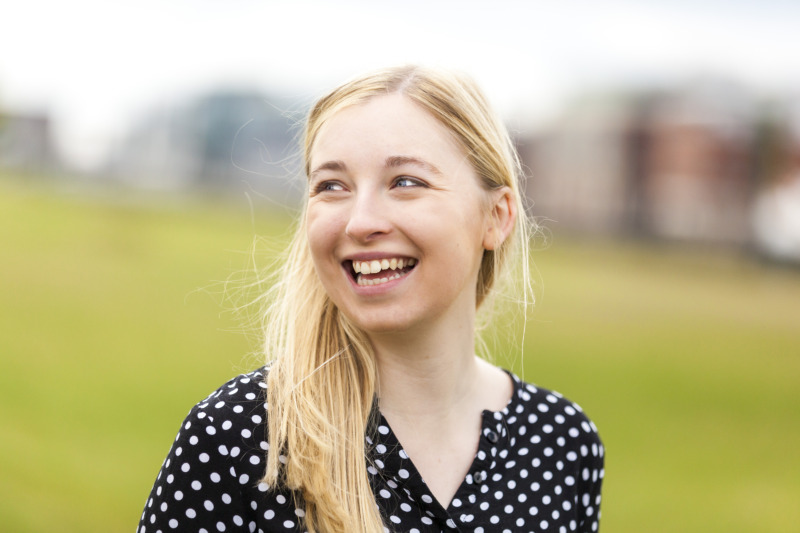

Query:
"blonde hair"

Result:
[[261, 65, 533, 532]]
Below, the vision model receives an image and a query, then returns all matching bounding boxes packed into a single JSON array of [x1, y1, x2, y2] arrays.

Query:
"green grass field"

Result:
[[2, 174, 799, 532]]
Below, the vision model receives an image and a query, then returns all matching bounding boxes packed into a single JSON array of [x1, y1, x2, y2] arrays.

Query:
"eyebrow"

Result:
[[309, 155, 443, 180], [385, 155, 442, 175], [309, 160, 347, 179]]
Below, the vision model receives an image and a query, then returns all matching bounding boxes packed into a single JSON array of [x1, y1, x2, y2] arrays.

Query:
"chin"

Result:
[[341, 308, 420, 337]]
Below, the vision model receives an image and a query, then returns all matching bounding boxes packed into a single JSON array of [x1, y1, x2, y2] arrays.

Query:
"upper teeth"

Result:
[[353, 257, 416, 275]]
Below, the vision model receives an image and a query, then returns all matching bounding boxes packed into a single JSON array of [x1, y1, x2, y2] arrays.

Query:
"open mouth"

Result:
[[345, 257, 417, 287]]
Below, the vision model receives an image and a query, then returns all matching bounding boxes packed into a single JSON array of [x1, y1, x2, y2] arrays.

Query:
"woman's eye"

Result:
[[313, 181, 345, 194], [393, 176, 422, 188]]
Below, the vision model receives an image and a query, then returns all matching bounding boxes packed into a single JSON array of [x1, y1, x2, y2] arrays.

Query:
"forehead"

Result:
[[309, 93, 470, 173]]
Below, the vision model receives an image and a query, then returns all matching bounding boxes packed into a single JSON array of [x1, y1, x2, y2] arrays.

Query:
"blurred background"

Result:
[[1, 1, 799, 531]]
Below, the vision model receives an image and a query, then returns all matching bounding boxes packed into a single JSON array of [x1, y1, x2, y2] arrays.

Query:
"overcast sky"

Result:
[[2, 0, 799, 168]]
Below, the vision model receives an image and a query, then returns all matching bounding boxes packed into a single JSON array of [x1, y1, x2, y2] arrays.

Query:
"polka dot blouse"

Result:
[[139, 368, 604, 532]]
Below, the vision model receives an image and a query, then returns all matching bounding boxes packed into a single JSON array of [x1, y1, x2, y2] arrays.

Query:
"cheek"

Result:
[[306, 209, 345, 270]]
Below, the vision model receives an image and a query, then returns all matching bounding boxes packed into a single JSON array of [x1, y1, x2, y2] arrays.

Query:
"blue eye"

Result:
[[393, 176, 422, 188], [314, 181, 345, 194]]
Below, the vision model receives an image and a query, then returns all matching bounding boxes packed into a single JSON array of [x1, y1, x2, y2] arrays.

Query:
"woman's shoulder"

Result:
[[139, 367, 283, 532], [504, 370, 603, 446], [193, 366, 268, 409], [180, 366, 269, 438]]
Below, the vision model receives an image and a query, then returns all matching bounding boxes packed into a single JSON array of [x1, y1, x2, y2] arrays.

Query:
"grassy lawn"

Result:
[[1, 174, 798, 532]]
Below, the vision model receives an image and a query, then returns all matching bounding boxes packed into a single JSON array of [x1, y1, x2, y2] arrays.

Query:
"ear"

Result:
[[483, 186, 516, 251]]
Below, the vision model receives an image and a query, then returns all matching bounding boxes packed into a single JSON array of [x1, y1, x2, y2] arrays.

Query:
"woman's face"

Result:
[[306, 93, 496, 335]]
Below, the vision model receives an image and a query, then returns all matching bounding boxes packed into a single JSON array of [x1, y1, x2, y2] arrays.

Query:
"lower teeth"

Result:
[[357, 272, 403, 286]]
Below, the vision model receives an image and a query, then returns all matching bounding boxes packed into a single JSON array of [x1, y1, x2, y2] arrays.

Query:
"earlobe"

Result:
[[483, 187, 516, 250]]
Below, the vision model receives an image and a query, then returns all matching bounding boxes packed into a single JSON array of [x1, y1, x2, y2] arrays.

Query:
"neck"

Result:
[[369, 308, 480, 421]]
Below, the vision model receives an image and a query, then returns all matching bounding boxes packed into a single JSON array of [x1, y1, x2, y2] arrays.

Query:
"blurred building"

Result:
[[0, 111, 58, 173], [640, 80, 755, 245], [520, 78, 760, 247], [751, 98, 800, 262], [518, 96, 638, 236], [107, 90, 303, 201]]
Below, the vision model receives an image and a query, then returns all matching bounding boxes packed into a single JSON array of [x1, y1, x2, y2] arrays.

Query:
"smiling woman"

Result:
[[138, 66, 604, 533]]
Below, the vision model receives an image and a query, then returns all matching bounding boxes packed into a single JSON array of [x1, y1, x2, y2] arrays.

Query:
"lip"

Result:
[[344, 265, 416, 294], [340, 253, 418, 294]]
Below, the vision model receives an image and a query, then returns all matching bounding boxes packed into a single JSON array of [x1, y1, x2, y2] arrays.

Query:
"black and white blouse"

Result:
[[138, 367, 604, 532]]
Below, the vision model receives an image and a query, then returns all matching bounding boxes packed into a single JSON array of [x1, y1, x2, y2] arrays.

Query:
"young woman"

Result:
[[139, 66, 604, 533]]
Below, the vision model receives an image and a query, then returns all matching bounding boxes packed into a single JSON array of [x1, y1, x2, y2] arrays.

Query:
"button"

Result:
[[485, 430, 499, 444], [473, 471, 487, 483]]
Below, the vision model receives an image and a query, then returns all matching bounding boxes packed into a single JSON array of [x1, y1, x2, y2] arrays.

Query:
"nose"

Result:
[[345, 192, 392, 243]]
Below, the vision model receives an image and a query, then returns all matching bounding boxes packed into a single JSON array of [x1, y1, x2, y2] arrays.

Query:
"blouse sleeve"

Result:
[[577, 418, 605, 532], [137, 400, 254, 532]]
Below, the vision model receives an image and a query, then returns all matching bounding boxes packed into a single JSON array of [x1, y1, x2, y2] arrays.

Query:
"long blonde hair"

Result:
[[261, 65, 533, 532]]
